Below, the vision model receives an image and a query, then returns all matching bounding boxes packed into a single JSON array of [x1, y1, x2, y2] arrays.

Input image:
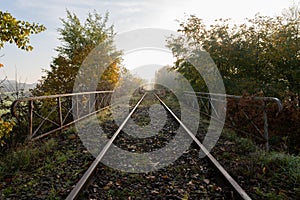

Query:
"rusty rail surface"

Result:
[[184, 91, 283, 151], [11, 91, 113, 141]]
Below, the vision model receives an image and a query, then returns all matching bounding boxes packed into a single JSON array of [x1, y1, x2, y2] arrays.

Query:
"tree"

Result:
[[167, 17, 236, 93], [0, 10, 46, 51], [275, 4, 300, 103], [167, 6, 300, 101], [33, 10, 121, 95]]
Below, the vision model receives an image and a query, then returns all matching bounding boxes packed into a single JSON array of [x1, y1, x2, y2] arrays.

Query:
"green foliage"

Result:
[[256, 152, 300, 198], [0, 129, 94, 199], [0, 138, 57, 178], [33, 10, 121, 95], [220, 130, 300, 199], [268, 100, 300, 153], [0, 88, 30, 149], [0, 10, 46, 51], [167, 5, 300, 101]]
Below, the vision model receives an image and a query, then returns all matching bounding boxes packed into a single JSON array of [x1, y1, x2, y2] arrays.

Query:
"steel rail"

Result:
[[154, 93, 252, 200], [66, 93, 147, 200]]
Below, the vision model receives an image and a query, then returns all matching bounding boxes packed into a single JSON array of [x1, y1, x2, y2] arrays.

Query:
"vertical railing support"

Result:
[[76, 95, 79, 117], [263, 102, 269, 152], [57, 97, 63, 129], [88, 94, 91, 113], [28, 100, 34, 140]]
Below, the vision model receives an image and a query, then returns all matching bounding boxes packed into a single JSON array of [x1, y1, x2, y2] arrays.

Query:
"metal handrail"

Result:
[[184, 91, 283, 151], [184, 91, 283, 111], [11, 91, 114, 140], [11, 91, 114, 118]]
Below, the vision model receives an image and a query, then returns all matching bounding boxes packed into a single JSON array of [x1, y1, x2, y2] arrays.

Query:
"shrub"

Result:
[[225, 94, 300, 154], [0, 117, 15, 146]]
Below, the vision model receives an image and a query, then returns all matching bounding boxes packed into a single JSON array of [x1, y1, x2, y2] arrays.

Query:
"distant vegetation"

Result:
[[1, 80, 36, 93]]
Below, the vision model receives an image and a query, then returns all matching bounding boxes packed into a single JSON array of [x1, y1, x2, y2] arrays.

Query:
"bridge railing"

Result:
[[184, 91, 283, 151], [11, 91, 113, 141]]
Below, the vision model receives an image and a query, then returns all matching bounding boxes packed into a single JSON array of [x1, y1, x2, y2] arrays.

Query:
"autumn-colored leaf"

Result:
[[0, 11, 46, 51], [262, 167, 266, 174]]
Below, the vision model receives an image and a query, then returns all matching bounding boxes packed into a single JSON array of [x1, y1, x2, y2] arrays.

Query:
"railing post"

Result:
[[28, 100, 34, 140], [57, 97, 63, 129], [76, 95, 79, 117], [88, 94, 91, 113], [263, 102, 269, 152]]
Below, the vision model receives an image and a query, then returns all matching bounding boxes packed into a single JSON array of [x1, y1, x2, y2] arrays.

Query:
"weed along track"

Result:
[[66, 91, 251, 200]]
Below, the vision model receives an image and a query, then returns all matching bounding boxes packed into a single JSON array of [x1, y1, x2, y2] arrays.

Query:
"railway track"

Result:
[[66, 92, 251, 200]]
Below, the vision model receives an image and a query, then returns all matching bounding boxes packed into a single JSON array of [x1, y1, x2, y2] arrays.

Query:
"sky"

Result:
[[0, 0, 297, 83]]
